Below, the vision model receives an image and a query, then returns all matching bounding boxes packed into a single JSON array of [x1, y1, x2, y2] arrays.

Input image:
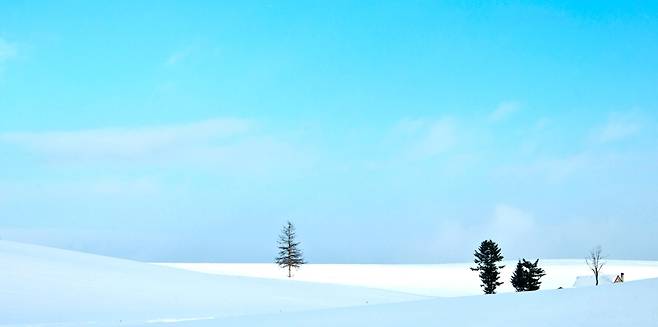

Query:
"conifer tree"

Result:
[[525, 259, 546, 291], [510, 258, 546, 292], [275, 221, 306, 278], [511, 260, 527, 292], [471, 240, 505, 294]]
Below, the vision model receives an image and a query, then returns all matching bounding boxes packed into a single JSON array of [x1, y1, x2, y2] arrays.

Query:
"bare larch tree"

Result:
[[275, 221, 306, 278], [586, 245, 606, 286]]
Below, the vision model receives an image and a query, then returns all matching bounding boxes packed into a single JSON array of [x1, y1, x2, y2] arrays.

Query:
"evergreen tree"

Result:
[[274, 221, 306, 278], [510, 258, 546, 292], [471, 240, 505, 294], [511, 260, 527, 292], [525, 259, 546, 291]]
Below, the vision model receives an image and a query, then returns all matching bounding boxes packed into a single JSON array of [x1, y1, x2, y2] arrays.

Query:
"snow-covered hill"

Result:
[[138, 277, 658, 327], [3, 240, 658, 326], [0, 241, 422, 326]]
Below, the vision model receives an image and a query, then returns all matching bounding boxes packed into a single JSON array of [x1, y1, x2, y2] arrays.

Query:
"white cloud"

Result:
[[497, 112, 648, 183], [488, 204, 537, 252], [393, 118, 427, 134], [589, 114, 641, 144], [0, 37, 17, 63], [0, 118, 314, 178], [0, 118, 251, 160], [166, 47, 193, 66], [0, 177, 162, 201], [394, 117, 457, 159], [489, 101, 521, 122], [414, 119, 457, 157], [89, 178, 161, 196], [423, 204, 539, 261], [531, 153, 589, 183]]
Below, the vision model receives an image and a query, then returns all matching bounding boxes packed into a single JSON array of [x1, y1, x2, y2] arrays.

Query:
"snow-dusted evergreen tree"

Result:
[[471, 240, 505, 294], [511, 259, 546, 292], [275, 221, 306, 278]]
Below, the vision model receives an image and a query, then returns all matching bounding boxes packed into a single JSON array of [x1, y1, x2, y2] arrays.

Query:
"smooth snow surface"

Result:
[[573, 274, 614, 287], [158, 260, 658, 297], [133, 278, 658, 327], [0, 241, 422, 326], [3, 240, 658, 326]]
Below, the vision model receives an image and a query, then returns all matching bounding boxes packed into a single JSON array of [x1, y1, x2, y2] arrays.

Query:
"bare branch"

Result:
[[585, 245, 606, 286]]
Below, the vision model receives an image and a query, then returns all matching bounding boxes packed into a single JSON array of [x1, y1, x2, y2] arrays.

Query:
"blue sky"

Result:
[[1, 1, 657, 263]]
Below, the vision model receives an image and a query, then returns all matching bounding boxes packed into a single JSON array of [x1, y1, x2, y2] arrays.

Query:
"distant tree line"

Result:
[[272, 222, 606, 292]]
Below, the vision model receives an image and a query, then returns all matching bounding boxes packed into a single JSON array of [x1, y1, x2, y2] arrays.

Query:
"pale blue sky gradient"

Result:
[[1, 1, 657, 262]]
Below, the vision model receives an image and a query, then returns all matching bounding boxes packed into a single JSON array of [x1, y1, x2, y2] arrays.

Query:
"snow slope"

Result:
[[142, 277, 658, 327], [573, 274, 615, 287], [158, 260, 658, 297], [0, 241, 423, 326], [3, 240, 658, 326]]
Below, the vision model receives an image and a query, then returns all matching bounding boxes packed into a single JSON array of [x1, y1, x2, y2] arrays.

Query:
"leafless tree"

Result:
[[586, 246, 606, 286], [275, 221, 306, 278]]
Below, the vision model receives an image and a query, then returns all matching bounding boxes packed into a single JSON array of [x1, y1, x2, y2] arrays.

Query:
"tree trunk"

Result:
[[288, 265, 291, 278]]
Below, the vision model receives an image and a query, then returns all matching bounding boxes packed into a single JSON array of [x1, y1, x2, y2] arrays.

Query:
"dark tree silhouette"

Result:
[[471, 240, 505, 294], [511, 260, 527, 292], [275, 221, 306, 278], [524, 259, 546, 291], [525, 259, 546, 291], [586, 246, 606, 286], [511, 259, 546, 292]]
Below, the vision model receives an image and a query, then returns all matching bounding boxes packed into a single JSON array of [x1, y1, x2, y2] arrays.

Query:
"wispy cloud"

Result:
[[489, 101, 521, 122], [509, 153, 590, 183], [488, 204, 537, 251], [165, 47, 194, 66], [0, 118, 314, 178], [422, 203, 642, 261], [0, 118, 251, 160], [394, 117, 457, 159], [423, 204, 539, 261], [0, 37, 17, 63], [0, 177, 162, 201], [589, 114, 642, 144]]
